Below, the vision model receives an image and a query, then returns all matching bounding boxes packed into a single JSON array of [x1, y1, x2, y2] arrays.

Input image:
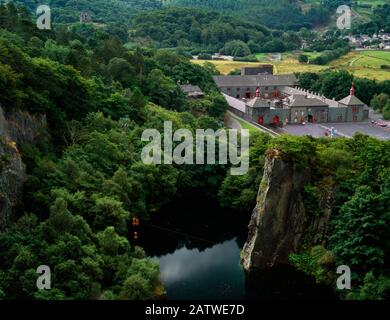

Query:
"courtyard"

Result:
[[280, 122, 390, 140]]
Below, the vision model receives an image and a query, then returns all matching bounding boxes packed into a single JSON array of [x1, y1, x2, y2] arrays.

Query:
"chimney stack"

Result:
[[256, 86, 260, 98], [350, 83, 355, 96]]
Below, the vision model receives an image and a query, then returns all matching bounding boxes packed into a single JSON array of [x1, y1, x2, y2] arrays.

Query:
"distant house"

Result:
[[179, 84, 204, 99], [80, 12, 91, 23], [211, 53, 234, 61]]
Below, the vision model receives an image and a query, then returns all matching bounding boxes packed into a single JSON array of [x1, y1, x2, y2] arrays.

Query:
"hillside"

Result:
[[131, 8, 274, 55], [166, 0, 340, 30], [13, 0, 162, 24], [303, 0, 389, 27], [0, 2, 232, 300], [167, 0, 390, 31]]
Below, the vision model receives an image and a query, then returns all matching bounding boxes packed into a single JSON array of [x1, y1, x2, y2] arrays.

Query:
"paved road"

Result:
[[224, 112, 242, 130], [281, 123, 330, 138], [325, 122, 390, 141], [281, 122, 390, 140]]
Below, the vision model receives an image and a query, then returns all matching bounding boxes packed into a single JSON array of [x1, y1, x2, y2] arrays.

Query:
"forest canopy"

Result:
[[129, 7, 302, 54], [166, 0, 337, 30]]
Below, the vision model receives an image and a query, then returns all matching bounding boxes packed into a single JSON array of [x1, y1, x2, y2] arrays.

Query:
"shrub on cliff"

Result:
[[289, 245, 336, 285], [268, 135, 317, 167]]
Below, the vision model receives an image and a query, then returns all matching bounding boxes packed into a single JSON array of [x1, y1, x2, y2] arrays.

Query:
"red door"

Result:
[[273, 115, 279, 126], [258, 116, 264, 125]]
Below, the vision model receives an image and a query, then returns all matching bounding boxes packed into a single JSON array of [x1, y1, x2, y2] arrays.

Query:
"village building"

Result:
[[213, 73, 368, 125], [80, 12, 92, 23], [179, 84, 205, 99], [345, 32, 390, 50], [213, 74, 298, 100]]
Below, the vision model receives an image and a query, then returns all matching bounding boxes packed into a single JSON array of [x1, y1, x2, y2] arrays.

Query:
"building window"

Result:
[[246, 88, 250, 91], [265, 86, 268, 91], [237, 88, 240, 92], [227, 88, 231, 91], [274, 86, 277, 90]]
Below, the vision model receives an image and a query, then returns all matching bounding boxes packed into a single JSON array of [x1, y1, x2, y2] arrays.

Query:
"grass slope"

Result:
[[192, 50, 390, 80]]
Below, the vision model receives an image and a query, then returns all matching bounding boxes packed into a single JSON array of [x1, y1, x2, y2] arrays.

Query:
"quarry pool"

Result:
[[155, 238, 245, 300], [139, 195, 248, 300], [140, 196, 336, 300]]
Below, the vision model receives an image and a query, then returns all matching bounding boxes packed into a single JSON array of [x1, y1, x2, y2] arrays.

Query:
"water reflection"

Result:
[[139, 195, 249, 257], [155, 238, 245, 300], [140, 195, 335, 300]]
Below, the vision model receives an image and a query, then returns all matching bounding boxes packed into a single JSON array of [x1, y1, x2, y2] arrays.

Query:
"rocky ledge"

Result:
[[241, 151, 331, 271], [0, 105, 47, 231]]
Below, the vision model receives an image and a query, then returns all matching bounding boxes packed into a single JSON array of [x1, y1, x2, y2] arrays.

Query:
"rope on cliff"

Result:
[[143, 222, 217, 245]]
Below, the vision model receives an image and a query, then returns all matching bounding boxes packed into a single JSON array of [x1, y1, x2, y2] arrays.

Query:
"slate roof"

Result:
[[287, 95, 328, 108], [338, 95, 365, 106], [213, 74, 298, 87], [222, 93, 246, 113], [281, 86, 346, 108], [179, 84, 203, 94], [179, 84, 204, 98], [246, 97, 270, 108]]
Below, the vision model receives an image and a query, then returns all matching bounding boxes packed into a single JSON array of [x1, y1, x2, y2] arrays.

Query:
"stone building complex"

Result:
[[213, 72, 369, 126]]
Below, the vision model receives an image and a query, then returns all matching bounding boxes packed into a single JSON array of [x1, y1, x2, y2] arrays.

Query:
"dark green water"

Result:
[[140, 196, 335, 300], [154, 238, 245, 300]]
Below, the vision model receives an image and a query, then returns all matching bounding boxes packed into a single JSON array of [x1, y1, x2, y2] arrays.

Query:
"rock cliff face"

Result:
[[241, 152, 331, 271], [0, 105, 47, 231]]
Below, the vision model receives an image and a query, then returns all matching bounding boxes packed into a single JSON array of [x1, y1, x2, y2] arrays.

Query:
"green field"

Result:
[[192, 52, 326, 75], [329, 50, 390, 80], [192, 50, 390, 81], [353, 1, 387, 17]]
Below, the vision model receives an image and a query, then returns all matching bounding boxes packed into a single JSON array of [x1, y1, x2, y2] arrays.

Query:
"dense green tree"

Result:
[[347, 272, 390, 300], [144, 69, 186, 111], [106, 57, 136, 87], [207, 93, 228, 118], [42, 39, 70, 65], [329, 184, 389, 276], [371, 93, 390, 112], [298, 54, 309, 64], [221, 40, 251, 57], [383, 104, 390, 120]]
